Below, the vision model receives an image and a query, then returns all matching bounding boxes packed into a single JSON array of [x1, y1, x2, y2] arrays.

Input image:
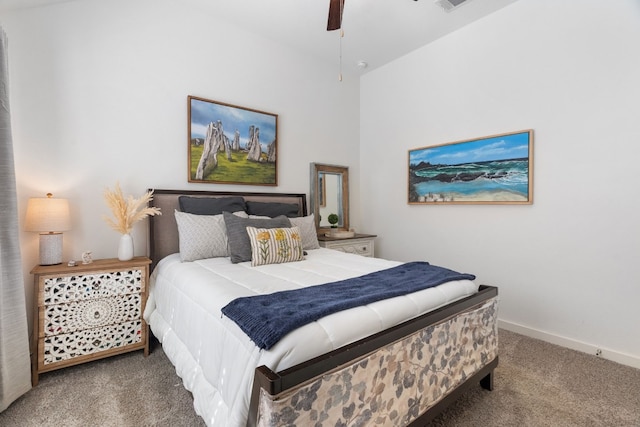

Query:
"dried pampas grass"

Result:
[[103, 183, 161, 235]]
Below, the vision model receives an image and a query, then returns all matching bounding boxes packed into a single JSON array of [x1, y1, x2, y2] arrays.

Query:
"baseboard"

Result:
[[498, 320, 640, 370]]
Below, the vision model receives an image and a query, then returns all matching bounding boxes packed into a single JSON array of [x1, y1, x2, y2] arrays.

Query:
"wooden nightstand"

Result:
[[317, 234, 377, 257], [30, 256, 151, 386]]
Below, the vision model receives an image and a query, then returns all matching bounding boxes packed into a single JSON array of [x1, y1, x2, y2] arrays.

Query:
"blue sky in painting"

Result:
[[190, 98, 276, 151], [410, 131, 530, 166]]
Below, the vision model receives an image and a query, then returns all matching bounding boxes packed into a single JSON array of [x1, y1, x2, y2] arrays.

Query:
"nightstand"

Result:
[[317, 233, 377, 257], [30, 256, 151, 386]]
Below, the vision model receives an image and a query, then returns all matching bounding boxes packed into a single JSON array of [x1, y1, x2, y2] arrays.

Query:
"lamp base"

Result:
[[39, 232, 63, 265]]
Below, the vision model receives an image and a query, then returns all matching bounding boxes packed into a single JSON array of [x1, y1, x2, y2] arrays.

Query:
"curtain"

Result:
[[0, 27, 32, 412]]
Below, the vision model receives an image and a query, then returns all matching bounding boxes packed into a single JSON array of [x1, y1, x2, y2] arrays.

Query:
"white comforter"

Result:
[[143, 248, 478, 427]]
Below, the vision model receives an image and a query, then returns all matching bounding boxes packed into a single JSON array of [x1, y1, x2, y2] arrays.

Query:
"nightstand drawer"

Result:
[[318, 234, 377, 258], [324, 240, 373, 256], [41, 319, 143, 366], [43, 294, 142, 336], [42, 269, 143, 305]]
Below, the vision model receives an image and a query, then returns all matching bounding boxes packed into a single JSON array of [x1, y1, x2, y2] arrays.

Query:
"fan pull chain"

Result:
[[338, 0, 344, 81], [339, 28, 343, 81]]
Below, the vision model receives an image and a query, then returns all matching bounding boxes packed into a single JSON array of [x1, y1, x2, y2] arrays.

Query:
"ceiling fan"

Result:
[[327, 0, 469, 31], [327, 0, 345, 31]]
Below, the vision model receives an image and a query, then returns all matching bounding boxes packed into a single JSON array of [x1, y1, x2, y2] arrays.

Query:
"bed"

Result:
[[144, 189, 498, 427]]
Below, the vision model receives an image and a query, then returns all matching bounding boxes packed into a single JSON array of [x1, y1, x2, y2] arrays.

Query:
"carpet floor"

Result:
[[1, 329, 638, 426]]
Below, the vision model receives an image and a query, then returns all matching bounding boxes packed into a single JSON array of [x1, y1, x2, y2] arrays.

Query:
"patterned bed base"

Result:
[[250, 286, 498, 427]]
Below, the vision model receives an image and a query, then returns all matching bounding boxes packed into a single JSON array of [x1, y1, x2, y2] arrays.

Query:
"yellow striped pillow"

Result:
[[246, 226, 305, 266]]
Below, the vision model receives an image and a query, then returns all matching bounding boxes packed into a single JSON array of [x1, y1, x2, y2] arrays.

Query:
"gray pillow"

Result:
[[289, 214, 320, 250], [179, 196, 246, 215], [245, 201, 300, 218], [223, 212, 291, 263]]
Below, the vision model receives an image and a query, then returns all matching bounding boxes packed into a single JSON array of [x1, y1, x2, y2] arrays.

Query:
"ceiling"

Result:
[[0, 0, 519, 76]]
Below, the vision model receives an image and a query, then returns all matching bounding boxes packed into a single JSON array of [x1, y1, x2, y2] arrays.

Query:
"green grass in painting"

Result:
[[190, 145, 275, 184]]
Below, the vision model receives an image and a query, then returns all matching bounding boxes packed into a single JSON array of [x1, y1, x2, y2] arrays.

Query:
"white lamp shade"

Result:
[[25, 195, 71, 232]]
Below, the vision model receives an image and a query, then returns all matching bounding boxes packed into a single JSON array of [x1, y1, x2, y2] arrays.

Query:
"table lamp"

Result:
[[25, 193, 71, 265]]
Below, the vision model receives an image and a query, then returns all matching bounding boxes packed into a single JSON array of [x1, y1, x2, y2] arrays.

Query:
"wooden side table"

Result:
[[30, 256, 151, 386], [317, 233, 377, 257]]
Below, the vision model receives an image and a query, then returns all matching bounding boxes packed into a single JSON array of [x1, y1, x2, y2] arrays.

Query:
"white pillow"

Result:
[[174, 210, 247, 262], [289, 214, 320, 250]]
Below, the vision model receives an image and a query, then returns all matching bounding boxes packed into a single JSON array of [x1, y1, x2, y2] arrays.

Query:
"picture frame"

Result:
[[318, 173, 327, 207], [408, 130, 533, 205], [188, 95, 277, 185]]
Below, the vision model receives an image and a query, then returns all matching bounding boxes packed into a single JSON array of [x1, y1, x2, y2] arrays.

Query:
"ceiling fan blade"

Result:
[[327, 0, 344, 31]]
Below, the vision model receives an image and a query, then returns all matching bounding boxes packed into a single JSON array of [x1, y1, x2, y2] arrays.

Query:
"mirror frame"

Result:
[[310, 163, 349, 233]]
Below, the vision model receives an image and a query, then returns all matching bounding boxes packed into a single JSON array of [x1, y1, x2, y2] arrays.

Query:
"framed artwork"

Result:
[[408, 130, 533, 205], [188, 95, 277, 185], [318, 173, 326, 207]]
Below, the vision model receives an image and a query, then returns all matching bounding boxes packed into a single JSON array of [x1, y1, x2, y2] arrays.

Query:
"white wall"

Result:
[[360, 0, 640, 366], [1, 0, 360, 336]]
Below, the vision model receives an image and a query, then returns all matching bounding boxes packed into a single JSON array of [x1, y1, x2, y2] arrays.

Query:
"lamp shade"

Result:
[[25, 193, 71, 232]]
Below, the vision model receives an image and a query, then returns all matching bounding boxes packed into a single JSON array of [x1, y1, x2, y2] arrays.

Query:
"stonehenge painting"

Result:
[[188, 96, 277, 185]]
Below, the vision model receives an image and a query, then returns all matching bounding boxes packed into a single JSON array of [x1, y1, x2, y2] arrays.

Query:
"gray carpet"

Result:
[[1, 330, 638, 426], [429, 330, 640, 427], [0, 338, 206, 427]]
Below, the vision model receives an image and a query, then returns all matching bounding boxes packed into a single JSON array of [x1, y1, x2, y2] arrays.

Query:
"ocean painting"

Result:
[[408, 130, 533, 204]]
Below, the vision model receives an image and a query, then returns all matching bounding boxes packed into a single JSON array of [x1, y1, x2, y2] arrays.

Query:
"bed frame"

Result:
[[148, 189, 498, 427]]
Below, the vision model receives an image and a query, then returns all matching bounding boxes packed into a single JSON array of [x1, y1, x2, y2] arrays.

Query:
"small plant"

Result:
[[327, 213, 339, 228]]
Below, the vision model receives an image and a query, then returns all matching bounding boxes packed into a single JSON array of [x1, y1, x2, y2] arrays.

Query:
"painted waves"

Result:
[[411, 158, 529, 200]]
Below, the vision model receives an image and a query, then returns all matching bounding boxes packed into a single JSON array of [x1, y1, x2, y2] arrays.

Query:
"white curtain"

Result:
[[0, 27, 32, 412]]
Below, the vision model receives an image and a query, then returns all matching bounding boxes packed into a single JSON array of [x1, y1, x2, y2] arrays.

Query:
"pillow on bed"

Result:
[[223, 212, 292, 263], [178, 196, 246, 215], [174, 210, 248, 262], [289, 214, 320, 250], [245, 201, 300, 218], [246, 226, 305, 266]]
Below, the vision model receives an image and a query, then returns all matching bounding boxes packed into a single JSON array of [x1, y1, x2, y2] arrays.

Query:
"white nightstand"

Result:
[[317, 233, 377, 257]]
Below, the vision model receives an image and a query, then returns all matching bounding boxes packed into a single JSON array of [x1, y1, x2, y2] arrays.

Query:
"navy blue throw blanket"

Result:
[[221, 262, 475, 350]]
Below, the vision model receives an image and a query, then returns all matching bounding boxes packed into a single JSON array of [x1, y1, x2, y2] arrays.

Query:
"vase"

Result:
[[118, 233, 134, 261]]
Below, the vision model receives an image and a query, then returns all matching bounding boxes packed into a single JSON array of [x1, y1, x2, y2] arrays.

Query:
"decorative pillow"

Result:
[[178, 196, 246, 215], [245, 201, 300, 218], [289, 214, 320, 250], [246, 226, 305, 267], [223, 212, 292, 263], [174, 210, 247, 262]]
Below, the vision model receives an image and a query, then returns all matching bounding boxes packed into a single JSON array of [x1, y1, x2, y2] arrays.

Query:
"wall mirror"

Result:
[[310, 163, 349, 232]]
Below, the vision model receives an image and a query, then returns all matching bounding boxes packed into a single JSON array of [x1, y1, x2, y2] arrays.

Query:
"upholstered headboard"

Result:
[[148, 189, 307, 271]]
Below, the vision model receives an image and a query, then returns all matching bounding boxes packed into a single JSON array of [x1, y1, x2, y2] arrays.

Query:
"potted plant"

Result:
[[327, 213, 339, 228]]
